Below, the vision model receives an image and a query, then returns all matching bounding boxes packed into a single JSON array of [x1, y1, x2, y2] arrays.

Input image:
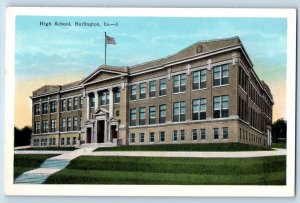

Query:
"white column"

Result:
[[86, 95, 90, 120], [109, 88, 114, 118], [94, 91, 99, 110]]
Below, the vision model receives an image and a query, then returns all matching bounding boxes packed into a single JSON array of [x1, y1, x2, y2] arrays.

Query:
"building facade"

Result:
[[30, 37, 274, 148]]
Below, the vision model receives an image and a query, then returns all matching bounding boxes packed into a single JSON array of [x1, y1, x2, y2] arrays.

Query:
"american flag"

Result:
[[106, 35, 117, 45]]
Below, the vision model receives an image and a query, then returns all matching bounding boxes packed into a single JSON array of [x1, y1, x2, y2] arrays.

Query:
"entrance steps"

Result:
[[80, 142, 114, 148]]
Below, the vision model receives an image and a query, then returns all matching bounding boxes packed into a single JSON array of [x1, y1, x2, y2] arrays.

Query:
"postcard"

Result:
[[4, 7, 296, 197]]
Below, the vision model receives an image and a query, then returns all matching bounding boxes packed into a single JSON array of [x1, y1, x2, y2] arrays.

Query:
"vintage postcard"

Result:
[[4, 7, 296, 196]]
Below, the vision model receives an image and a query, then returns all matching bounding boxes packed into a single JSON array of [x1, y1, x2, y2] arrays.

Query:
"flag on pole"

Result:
[[105, 35, 117, 45]]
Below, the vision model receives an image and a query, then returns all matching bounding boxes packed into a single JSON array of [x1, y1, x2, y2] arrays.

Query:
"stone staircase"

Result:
[[80, 142, 113, 148]]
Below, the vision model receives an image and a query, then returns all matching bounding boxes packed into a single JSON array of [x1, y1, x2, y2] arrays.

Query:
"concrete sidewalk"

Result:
[[89, 148, 286, 158], [15, 148, 96, 184]]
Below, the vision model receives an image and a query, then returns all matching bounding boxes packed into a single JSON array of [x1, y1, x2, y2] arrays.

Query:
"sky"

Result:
[[15, 16, 287, 128]]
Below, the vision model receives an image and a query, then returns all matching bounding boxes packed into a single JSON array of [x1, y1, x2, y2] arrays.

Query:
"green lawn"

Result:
[[95, 143, 271, 152], [272, 141, 286, 149], [14, 154, 58, 179], [45, 155, 286, 185], [16, 147, 77, 151]]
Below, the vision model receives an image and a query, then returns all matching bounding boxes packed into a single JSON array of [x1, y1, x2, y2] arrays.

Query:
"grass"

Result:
[[45, 155, 286, 185], [272, 141, 286, 149], [14, 154, 58, 179], [94, 143, 271, 152], [16, 147, 77, 151]]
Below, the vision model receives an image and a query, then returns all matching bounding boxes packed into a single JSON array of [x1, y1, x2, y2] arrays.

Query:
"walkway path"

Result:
[[14, 148, 96, 184], [89, 148, 286, 158]]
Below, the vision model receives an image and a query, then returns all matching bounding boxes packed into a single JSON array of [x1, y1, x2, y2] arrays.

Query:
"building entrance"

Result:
[[97, 120, 105, 143]]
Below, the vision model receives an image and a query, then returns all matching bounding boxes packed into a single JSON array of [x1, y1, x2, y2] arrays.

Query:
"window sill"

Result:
[[173, 91, 186, 95], [191, 88, 207, 92], [212, 84, 229, 88]]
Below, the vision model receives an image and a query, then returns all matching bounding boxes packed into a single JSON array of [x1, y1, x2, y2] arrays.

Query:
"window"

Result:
[[130, 133, 135, 144], [159, 132, 165, 142], [200, 129, 206, 140], [192, 129, 197, 141], [42, 103, 48, 114], [149, 80, 156, 98], [67, 137, 70, 145], [72, 137, 76, 145], [172, 130, 178, 142], [116, 110, 120, 117], [139, 107, 146, 125], [34, 104, 40, 115], [223, 127, 228, 140], [149, 132, 155, 143], [139, 83, 146, 99], [49, 138, 53, 146], [139, 133, 145, 143], [34, 121, 40, 134], [67, 117, 72, 131], [61, 118, 66, 132], [213, 95, 229, 118], [173, 74, 186, 93], [159, 79, 167, 96], [50, 101, 57, 113], [79, 96, 83, 109], [130, 109, 136, 126], [192, 69, 207, 90], [53, 138, 56, 145], [61, 100, 66, 112], [192, 98, 206, 120], [67, 98, 72, 111], [50, 119, 56, 132], [90, 95, 95, 108], [73, 97, 78, 110], [213, 64, 229, 86], [73, 116, 78, 131], [180, 130, 185, 141], [114, 88, 120, 103], [79, 116, 82, 130], [149, 106, 156, 124], [100, 91, 110, 105], [42, 120, 48, 133], [213, 128, 219, 140], [61, 138, 65, 146], [159, 104, 166, 123], [173, 101, 186, 122], [130, 85, 137, 100]]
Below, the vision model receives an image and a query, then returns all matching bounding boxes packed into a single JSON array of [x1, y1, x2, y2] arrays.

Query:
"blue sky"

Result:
[[15, 16, 287, 127]]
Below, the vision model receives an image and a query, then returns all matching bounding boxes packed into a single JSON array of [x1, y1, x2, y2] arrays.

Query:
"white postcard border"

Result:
[[4, 7, 296, 197]]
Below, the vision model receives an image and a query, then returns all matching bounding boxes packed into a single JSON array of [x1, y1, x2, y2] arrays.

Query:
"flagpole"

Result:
[[104, 32, 107, 66]]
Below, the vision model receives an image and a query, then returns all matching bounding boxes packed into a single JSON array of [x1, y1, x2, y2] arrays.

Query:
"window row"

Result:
[[61, 96, 83, 112], [129, 64, 229, 101], [239, 128, 265, 145], [129, 127, 229, 144], [34, 116, 82, 134], [32, 138, 57, 146], [89, 87, 121, 108], [129, 96, 229, 126]]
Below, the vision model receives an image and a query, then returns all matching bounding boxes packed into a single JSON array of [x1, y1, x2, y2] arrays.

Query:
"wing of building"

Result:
[[30, 36, 274, 148]]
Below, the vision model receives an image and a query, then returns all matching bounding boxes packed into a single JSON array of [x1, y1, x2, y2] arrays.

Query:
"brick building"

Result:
[[30, 36, 274, 148]]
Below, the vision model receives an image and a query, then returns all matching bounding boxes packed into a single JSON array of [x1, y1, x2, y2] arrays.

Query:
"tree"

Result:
[[14, 126, 32, 147], [272, 118, 287, 143]]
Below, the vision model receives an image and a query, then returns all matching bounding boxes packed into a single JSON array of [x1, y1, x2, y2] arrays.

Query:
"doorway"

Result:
[[111, 125, 118, 141], [97, 120, 105, 143], [86, 127, 92, 143]]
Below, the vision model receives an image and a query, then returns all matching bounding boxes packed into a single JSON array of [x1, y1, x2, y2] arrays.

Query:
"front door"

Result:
[[111, 125, 118, 141], [97, 120, 105, 143], [86, 128, 91, 143]]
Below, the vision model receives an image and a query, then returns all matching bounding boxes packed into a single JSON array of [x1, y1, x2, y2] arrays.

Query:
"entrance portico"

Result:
[[85, 107, 119, 144]]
